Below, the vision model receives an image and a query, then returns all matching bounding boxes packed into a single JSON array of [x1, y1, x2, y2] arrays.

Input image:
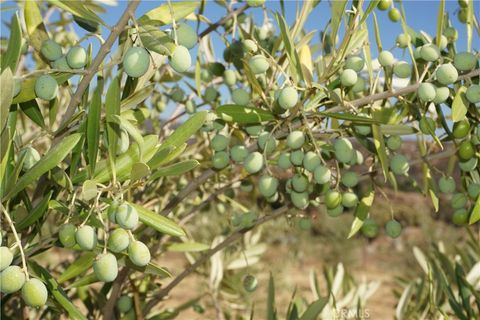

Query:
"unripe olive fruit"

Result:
[[243, 39, 258, 53], [171, 87, 185, 102], [458, 0, 469, 8], [385, 220, 402, 238], [438, 176, 455, 193], [75, 225, 97, 251], [453, 52, 477, 71], [123, 47, 150, 78], [243, 274, 258, 292], [444, 27, 458, 43], [175, 23, 197, 49], [341, 171, 359, 188], [278, 86, 298, 109], [378, 51, 394, 67], [51, 56, 71, 70], [224, 70, 237, 86], [420, 44, 440, 62], [390, 154, 409, 175], [352, 77, 365, 93], [452, 120, 470, 139], [396, 33, 411, 48], [388, 8, 401, 22], [287, 131, 305, 149], [245, 124, 263, 137], [345, 56, 364, 72], [290, 150, 305, 166], [291, 191, 309, 209], [257, 132, 277, 154], [115, 204, 139, 230], [417, 83, 436, 102], [291, 174, 308, 193], [258, 175, 279, 197], [21, 278, 48, 307], [244, 152, 263, 173], [452, 209, 469, 225], [19, 146, 41, 170], [247, 0, 265, 7], [386, 135, 402, 150], [361, 218, 379, 238], [419, 117, 436, 134], [211, 134, 229, 151], [185, 100, 196, 114], [248, 55, 269, 74], [377, 0, 391, 10], [59, 223, 77, 248], [393, 61, 411, 78], [458, 140, 474, 160], [303, 151, 321, 172], [41, 39, 63, 61], [93, 253, 118, 282], [451, 193, 467, 209], [232, 88, 250, 105], [35, 74, 58, 100], [458, 158, 476, 171], [341, 192, 358, 208], [334, 138, 354, 163], [0, 265, 25, 294], [240, 180, 254, 192], [108, 228, 130, 253], [204, 86, 219, 102], [354, 123, 371, 136], [466, 85, 480, 103], [436, 64, 458, 85], [327, 205, 344, 217], [212, 151, 230, 169], [277, 152, 292, 169], [340, 69, 358, 87], [231, 145, 248, 162], [128, 240, 151, 267], [0, 247, 13, 271], [169, 45, 191, 73], [467, 183, 480, 199], [433, 86, 450, 104], [117, 295, 133, 313], [458, 8, 468, 23], [66, 46, 87, 69], [324, 190, 342, 209], [314, 165, 331, 184]]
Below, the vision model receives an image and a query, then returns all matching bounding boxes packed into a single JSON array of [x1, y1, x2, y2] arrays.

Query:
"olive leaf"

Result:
[[138, 1, 200, 26], [127, 202, 186, 237], [216, 105, 275, 124]]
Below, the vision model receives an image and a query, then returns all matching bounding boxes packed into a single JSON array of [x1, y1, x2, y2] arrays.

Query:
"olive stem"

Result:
[[167, 0, 178, 46], [0, 204, 29, 280]]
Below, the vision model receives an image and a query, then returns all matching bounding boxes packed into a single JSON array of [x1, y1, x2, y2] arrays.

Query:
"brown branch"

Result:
[[198, 4, 249, 38], [143, 204, 290, 314], [54, 0, 140, 138], [102, 267, 130, 319]]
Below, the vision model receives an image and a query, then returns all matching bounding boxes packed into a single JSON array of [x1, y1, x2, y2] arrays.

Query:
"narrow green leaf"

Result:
[[372, 13, 383, 52], [121, 85, 154, 110], [452, 86, 468, 122], [3, 133, 82, 201], [24, 1, 49, 51], [347, 189, 375, 239], [380, 124, 416, 135], [127, 202, 186, 237], [468, 195, 480, 225], [138, 1, 200, 26], [130, 162, 151, 181], [330, 0, 348, 48], [87, 78, 103, 175], [1, 12, 22, 72], [122, 258, 172, 278], [17, 191, 52, 231], [68, 273, 98, 288], [147, 145, 175, 169], [105, 76, 121, 171], [57, 252, 96, 284], [28, 261, 87, 320], [360, 0, 380, 24], [318, 112, 379, 124], [160, 111, 207, 150], [167, 242, 209, 252], [275, 13, 304, 83], [216, 105, 275, 124], [149, 160, 199, 181], [372, 124, 389, 181], [138, 25, 175, 56], [47, 0, 105, 26], [19, 100, 45, 128], [435, 0, 445, 48], [267, 273, 277, 320], [299, 297, 328, 320], [81, 180, 97, 201], [0, 68, 14, 132], [195, 57, 202, 96], [112, 114, 144, 158]]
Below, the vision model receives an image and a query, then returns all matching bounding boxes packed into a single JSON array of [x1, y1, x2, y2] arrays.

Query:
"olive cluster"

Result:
[[58, 202, 151, 284], [0, 239, 48, 307], [31, 40, 88, 100]]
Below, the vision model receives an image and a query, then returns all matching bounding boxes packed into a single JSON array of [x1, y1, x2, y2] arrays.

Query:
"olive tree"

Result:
[[0, 0, 479, 318]]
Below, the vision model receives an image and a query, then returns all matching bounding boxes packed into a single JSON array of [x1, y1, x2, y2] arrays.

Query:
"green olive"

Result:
[[361, 218, 379, 238], [436, 63, 458, 85], [458, 140, 475, 160], [212, 151, 230, 169], [231, 145, 248, 162], [438, 176, 456, 193], [396, 33, 411, 48], [0, 266, 25, 294], [291, 191, 309, 209], [21, 278, 48, 307], [257, 132, 277, 154], [175, 23, 197, 49], [452, 208, 469, 225], [341, 192, 358, 208], [116, 295, 133, 313], [417, 83, 436, 102], [128, 240, 151, 267], [378, 51, 394, 67], [211, 134, 229, 151], [453, 52, 477, 71], [420, 44, 440, 62], [278, 86, 298, 109], [451, 193, 467, 209], [466, 84, 480, 103], [243, 274, 258, 292], [341, 171, 359, 188], [169, 45, 192, 73], [340, 69, 358, 87], [34, 74, 58, 100], [248, 55, 269, 74], [390, 154, 409, 175], [345, 56, 365, 72], [393, 61, 411, 78], [123, 47, 150, 78], [93, 253, 118, 282], [66, 46, 87, 69], [290, 150, 305, 166], [385, 220, 402, 238], [334, 138, 354, 163], [108, 228, 130, 253], [433, 86, 450, 104], [40, 39, 63, 61], [232, 88, 250, 105], [388, 8, 401, 22], [0, 247, 13, 271], [244, 152, 263, 173], [324, 190, 342, 209], [59, 223, 77, 248], [377, 0, 392, 10], [386, 135, 402, 150], [287, 131, 305, 149], [277, 152, 292, 169], [303, 151, 321, 172], [75, 225, 97, 251], [452, 120, 471, 139], [314, 165, 331, 184], [115, 204, 139, 230], [291, 174, 308, 193], [258, 175, 279, 197]]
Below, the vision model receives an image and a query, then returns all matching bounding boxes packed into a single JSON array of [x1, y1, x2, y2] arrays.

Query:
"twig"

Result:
[[102, 267, 130, 319], [198, 4, 249, 38], [1, 204, 29, 280], [54, 0, 140, 138], [143, 205, 290, 314]]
